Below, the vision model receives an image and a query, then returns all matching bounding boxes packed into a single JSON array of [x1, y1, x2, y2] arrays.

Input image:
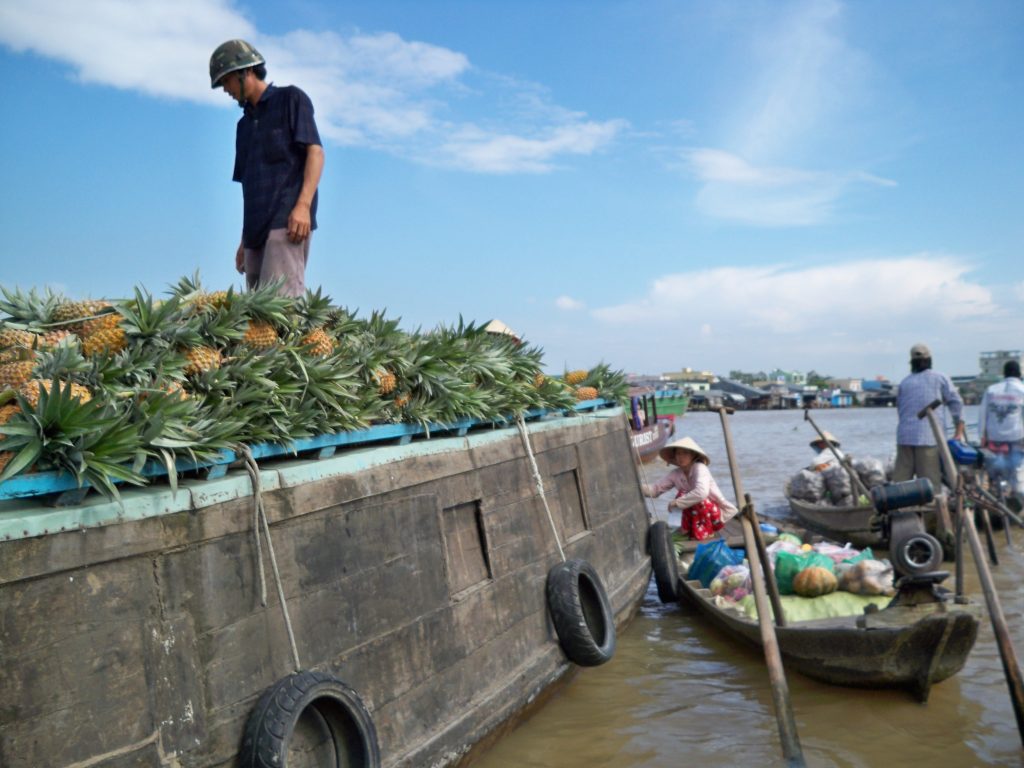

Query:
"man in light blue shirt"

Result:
[[894, 343, 965, 493], [979, 360, 1024, 495]]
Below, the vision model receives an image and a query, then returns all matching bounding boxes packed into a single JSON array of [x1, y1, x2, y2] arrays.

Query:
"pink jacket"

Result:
[[650, 463, 739, 521]]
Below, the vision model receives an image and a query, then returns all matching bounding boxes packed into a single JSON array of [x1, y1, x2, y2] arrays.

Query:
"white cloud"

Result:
[[679, 1, 888, 226], [595, 255, 995, 331], [0, 0, 621, 173], [513, 255, 1019, 381], [438, 120, 626, 174], [555, 295, 586, 311]]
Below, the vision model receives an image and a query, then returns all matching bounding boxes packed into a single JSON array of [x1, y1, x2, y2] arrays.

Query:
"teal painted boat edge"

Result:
[[0, 406, 625, 541], [0, 401, 617, 502]]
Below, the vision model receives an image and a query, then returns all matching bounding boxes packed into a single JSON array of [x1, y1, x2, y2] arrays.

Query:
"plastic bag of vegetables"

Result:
[[710, 564, 751, 602]]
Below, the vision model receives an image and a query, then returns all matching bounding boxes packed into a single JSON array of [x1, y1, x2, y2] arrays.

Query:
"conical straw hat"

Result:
[[809, 431, 840, 448], [659, 436, 709, 465]]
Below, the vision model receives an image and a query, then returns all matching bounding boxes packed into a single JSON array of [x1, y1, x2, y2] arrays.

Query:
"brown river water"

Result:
[[471, 406, 1024, 768]]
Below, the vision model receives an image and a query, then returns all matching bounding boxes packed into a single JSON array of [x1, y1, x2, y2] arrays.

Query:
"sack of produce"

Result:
[[812, 541, 860, 565], [774, 550, 835, 595], [765, 538, 803, 567], [710, 564, 751, 602], [822, 465, 853, 506], [853, 457, 886, 490], [839, 558, 896, 596], [789, 469, 825, 503], [689, 539, 746, 589]]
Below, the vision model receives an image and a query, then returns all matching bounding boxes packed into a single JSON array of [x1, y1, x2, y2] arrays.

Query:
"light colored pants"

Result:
[[892, 444, 943, 494], [244, 228, 310, 297]]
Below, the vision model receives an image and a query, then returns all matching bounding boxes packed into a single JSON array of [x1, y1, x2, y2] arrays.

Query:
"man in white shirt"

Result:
[[979, 360, 1024, 495]]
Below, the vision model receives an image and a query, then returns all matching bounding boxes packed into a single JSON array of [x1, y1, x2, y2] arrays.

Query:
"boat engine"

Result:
[[869, 478, 945, 578]]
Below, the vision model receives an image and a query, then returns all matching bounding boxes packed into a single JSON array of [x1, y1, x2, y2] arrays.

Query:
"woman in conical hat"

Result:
[[641, 436, 738, 540], [808, 430, 845, 472]]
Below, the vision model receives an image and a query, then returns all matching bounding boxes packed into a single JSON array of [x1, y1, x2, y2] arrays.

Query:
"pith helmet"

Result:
[[210, 39, 265, 88]]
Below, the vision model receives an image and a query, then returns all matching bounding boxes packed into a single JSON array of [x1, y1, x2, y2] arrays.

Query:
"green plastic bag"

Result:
[[842, 547, 874, 564], [774, 551, 835, 595]]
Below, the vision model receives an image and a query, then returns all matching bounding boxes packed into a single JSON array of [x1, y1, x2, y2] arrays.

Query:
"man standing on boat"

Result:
[[893, 343, 965, 493], [978, 360, 1024, 496], [210, 39, 324, 297]]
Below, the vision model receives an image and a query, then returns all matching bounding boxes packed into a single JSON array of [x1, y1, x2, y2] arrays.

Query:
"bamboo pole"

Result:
[[915, 400, 958, 550], [920, 401, 1024, 745], [716, 407, 805, 766]]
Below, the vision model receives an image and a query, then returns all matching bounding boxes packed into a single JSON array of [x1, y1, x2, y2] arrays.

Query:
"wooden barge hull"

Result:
[[0, 408, 652, 768]]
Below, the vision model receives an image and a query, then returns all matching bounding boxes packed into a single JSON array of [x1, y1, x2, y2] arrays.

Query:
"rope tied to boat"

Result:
[[240, 446, 302, 672], [516, 414, 566, 562]]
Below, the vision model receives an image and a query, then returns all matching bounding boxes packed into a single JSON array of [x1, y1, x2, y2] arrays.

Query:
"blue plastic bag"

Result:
[[689, 538, 745, 588]]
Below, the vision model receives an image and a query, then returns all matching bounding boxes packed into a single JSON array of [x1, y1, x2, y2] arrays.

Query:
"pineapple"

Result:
[[242, 320, 279, 350], [565, 369, 588, 386], [0, 402, 16, 474], [79, 312, 128, 356], [0, 325, 35, 363], [36, 329, 75, 349], [0, 326, 34, 349], [294, 288, 338, 357], [0, 360, 36, 391], [373, 366, 397, 395], [51, 299, 112, 334], [301, 326, 336, 357], [190, 290, 230, 314], [19, 379, 92, 408], [575, 386, 599, 401], [183, 346, 222, 376], [394, 392, 411, 409], [533, 372, 546, 388]]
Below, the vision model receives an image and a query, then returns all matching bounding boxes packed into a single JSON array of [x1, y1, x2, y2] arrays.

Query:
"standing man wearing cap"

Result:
[[209, 39, 324, 297], [978, 360, 1024, 496], [893, 343, 966, 493]]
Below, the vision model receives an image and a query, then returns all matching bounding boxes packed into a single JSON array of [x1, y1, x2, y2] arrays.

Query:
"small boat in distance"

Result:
[[784, 479, 937, 549], [628, 386, 676, 462], [650, 387, 689, 417]]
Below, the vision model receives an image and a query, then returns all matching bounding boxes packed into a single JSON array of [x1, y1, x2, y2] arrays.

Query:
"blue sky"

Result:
[[1, 0, 1021, 382]]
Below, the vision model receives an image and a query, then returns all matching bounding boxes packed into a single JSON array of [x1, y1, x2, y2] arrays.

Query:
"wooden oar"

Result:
[[920, 400, 1024, 746], [716, 407, 805, 767]]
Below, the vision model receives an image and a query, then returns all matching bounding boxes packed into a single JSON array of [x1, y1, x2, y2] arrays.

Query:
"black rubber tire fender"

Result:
[[239, 670, 380, 768], [890, 531, 944, 577], [546, 558, 616, 667], [649, 521, 680, 603]]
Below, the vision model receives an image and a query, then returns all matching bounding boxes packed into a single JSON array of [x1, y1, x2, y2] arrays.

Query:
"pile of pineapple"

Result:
[[0, 275, 627, 497]]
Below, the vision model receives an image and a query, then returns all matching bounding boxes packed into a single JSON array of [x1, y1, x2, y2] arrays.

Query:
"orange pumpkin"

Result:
[[792, 566, 838, 597]]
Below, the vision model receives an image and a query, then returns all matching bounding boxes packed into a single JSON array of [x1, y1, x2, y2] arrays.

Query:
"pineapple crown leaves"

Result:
[[292, 287, 336, 331], [116, 287, 194, 346], [0, 377, 145, 497], [0, 285, 63, 325], [232, 280, 296, 329]]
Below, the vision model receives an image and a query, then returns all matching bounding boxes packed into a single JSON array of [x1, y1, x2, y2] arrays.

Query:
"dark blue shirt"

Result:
[[233, 84, 322, 249]]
